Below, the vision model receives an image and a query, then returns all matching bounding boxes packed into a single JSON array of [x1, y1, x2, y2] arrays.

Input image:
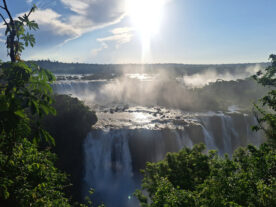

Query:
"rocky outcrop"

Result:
[[42, 94, 97, 202]]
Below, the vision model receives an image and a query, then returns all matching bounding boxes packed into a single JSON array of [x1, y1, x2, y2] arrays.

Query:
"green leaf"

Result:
[[14, 110, 26, 118]]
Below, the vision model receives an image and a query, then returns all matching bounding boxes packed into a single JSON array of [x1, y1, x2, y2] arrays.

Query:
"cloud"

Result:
[[92, 27, 133, 56], [0, 7, 78, 48], [30, 9, 80, 37], [5, 0, 127, 48], [2, 0, 176, 62], [99, 27, 133, 46], [0, 17, 7, 42], [0, 0, 127, 52], [0, 0, 133, 61], [60, 0, 89, 15], [61, 0, 126, 24], [57, 0, 126, 36]]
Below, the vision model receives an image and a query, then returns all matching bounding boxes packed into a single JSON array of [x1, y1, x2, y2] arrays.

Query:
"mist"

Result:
[[54, 64, 265, 111], [181, 64, 262, 88]]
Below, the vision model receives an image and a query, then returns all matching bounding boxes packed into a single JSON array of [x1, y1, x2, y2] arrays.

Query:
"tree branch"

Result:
[[26, 8, 33, 18], [2, 0, 13, 23], [0, 5, 5, 10], [0, 12, 7, 25]]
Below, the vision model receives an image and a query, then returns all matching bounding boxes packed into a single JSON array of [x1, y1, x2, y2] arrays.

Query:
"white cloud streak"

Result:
[[2, 0, 173, 61], [22, 0, 128, 46], [30, 9, 80, 37], [92, 27, 133, 56]]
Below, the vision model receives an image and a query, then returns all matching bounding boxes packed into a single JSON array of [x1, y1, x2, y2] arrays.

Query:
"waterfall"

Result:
[[83, 131, 139, 207], [83, 113, 262, 207], [52, 79, 264, 207]]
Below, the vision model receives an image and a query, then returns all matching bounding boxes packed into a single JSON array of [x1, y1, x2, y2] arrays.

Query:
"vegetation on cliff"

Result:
[[253, 54, 276, 146], [135, 143, 276, 207], [42, 94, 97, 202]]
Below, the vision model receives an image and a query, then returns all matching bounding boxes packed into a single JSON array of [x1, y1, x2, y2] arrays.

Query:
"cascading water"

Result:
[[52, 77, 264, 207], [82, 111, 262, 207], [83, 131, 139, 207]]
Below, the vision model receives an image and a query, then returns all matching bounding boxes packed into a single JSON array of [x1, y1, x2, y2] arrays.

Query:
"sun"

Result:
[[127, 0, 165, 37], [126, 0, 166, 60]]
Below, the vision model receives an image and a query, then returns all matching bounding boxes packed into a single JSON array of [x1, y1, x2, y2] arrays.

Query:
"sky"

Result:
[[1, 0, 276, 64]]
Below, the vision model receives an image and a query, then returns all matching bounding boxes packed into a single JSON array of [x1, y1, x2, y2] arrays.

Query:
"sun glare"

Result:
[[126, 0, 166, 61]]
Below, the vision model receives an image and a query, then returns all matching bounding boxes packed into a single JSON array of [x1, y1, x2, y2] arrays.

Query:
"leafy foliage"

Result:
[[0, 36, 72, 207], [253, 54, 276, 145], [0, 62, 56, 145], [0, 2, 100, 206], [0, 61, 75, 207], [0, 139, 70, 207], [135, 144, 276, 207], [0, 0, 38, 62]]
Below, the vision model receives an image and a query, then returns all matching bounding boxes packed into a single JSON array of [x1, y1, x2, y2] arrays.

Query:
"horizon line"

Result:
[[26, 59, 270, 66]]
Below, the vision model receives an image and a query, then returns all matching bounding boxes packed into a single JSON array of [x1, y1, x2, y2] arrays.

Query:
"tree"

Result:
[[0, 2, 103, 206], [0, 138, 71, 207], [253, 54, 276, 146], [0, 1, 72, 206], [135, 144, 276, 207], [0, 0, 38, 62]]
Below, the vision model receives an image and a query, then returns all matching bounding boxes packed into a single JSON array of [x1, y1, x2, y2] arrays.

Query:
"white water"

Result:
[[83, 131, 138, 207], [52, 77, 264, 207], [82, 113, 262, 207]]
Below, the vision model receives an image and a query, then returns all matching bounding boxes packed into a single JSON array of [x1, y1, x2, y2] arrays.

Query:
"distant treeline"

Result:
[[29, 60, 269, 75]]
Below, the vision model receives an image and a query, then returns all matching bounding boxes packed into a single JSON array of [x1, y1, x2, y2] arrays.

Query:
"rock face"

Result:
[[42, 95, 97, 202], [83, 111, 263, 207]]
